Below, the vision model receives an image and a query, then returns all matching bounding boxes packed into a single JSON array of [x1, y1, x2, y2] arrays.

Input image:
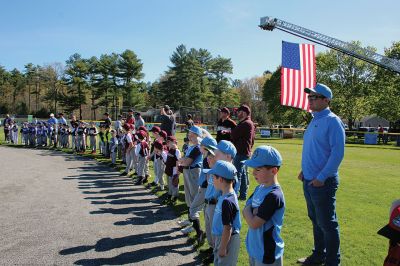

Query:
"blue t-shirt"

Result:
[[212, 191, 241, 236], [245, 184, 285, 264]]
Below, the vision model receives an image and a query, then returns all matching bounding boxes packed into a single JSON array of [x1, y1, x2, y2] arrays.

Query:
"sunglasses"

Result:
[[307, 95, 326, 100]]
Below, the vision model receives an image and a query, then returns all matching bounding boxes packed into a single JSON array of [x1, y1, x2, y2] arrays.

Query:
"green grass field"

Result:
[[1, 130, 399, 265]]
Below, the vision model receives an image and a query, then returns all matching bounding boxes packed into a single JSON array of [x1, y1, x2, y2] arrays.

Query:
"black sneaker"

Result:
[[202, 254, 214, 265], [134, 177, 143, 185], [200, 247, 213, 255], [120, 172, 128, 176], [297, 255, 326, 265], [150, 182, 157, 186]]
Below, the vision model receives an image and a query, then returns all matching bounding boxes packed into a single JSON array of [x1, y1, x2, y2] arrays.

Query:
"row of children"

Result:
[[129, 124, 285, 266], [3, 120, 117, 156]]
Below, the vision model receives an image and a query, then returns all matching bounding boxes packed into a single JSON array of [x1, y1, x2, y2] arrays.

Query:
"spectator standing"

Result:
[[126, 109, 135, 126], [231, 104, 255, 200], [160, 105, 176, 136], [297, 84, 345, 266], [216, 107, 236, 143], [135, 112, 145, 131]]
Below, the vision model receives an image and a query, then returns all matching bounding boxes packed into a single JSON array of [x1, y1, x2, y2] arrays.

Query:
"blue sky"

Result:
[[1, 0, 399, 82]]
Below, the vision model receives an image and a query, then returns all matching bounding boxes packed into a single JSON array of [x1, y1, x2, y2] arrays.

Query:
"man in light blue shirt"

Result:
[[297, 84, 345, 266]]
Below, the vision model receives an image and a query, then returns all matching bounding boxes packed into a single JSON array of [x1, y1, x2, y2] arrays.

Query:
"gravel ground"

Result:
[[0, 146, 198, 265]]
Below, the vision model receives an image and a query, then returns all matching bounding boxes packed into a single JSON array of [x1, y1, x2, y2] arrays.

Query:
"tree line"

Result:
[[0, 41, 399, 127]]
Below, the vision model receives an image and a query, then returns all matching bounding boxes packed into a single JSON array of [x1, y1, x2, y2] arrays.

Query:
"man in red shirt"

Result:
[[231, 104, 255, 200]]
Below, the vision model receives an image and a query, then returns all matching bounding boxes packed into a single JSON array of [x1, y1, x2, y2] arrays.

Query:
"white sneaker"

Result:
[[180, 226, 194, 235], [177, 219, 191, 227]]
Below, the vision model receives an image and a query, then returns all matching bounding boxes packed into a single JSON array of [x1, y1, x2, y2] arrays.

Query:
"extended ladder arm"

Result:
[[259, 16, 400, 74]]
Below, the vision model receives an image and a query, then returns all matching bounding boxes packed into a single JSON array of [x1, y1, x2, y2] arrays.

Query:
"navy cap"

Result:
[[304, 83, 333, 100], [203, 160, 237, 180], [244, 145, 282, 168], [216, 140, 237, 158], [189, 125, 203, 136]]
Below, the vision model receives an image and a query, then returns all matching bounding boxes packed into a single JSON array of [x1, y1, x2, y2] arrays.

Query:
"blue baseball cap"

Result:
[[201, 136, 217, 150], [189, 125, 203, 136], [203, 160, 237, 180], [304, 83, 333, 100], [244, 145, 282, 168], [216, 140, 237, 158]]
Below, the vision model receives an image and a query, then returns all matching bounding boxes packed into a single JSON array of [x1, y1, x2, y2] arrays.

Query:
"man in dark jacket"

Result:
[[231, 104, 255, 200], [216, 107, 236, 143]]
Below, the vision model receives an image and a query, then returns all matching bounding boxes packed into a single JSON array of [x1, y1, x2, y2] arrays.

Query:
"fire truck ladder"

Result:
[[259, 16, 400, 74]]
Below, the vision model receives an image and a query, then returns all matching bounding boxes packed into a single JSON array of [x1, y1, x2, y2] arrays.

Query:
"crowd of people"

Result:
[[3, 84, 378, 266]]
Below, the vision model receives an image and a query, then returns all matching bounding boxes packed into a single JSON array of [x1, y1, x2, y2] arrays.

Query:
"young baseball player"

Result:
[[121, 123, 135, 176], [88, 122, 98, 154], [182, 137, 189, 154], [184, 135, 218, 245], [11, 121, 19, 145], [109, 129, 118, 167], [201, 140, 237, 260], [22, 123, 29, 146], [177, 126, 204, 231], [76, 121, 86, 153], [42, 123, 49, 147], [134, 130, 150, 185], [148, 126, 161, 181], [138, 126, 151, 183], [206, 160, 241, 266], [150, 129, 167, 189], [160, 136, 181, 203], [243, 145, 285, 266], [29, 123, 37, 147]]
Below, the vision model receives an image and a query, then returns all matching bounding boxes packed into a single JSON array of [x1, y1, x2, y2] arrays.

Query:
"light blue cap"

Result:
[[244, 145, 282, 168], [203, 160, 237, 180], [189, 125, 203, 136], [216, 140, 237, 158], [201, 136, 217, 150], [304, 83, 333, 100]]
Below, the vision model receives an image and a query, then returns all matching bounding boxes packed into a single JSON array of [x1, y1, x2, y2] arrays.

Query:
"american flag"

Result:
[[281, 41, 316, 111]]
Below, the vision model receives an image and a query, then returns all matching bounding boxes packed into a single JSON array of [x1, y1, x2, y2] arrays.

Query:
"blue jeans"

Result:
[[303, 176, 340, 266], [233, 154, 249, 199]]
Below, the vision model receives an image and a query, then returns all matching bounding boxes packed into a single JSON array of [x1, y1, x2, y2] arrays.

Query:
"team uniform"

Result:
[[11, 123, 19, 144], [204, 171, 222, 248], [246, 185, 285, 266], [76, 125, 86, 152], [88, 126, 98, 153], [124, 131, 135, 174], [110, 136, 118, 165], [22, 125, 29, 146], [212, 191, 242, 266], [163, 147, 181, 198], [134, 135, 149, 184], [182, 144, 203, 208], [151, 140, 166, 188]]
